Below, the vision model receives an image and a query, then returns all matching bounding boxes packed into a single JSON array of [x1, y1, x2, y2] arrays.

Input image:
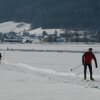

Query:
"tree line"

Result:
[[0, 29, 100, 43]]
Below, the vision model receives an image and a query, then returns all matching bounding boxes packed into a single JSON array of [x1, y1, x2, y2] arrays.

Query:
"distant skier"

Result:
[[82, 48, 98, 80], [0, 53, 2, 64]]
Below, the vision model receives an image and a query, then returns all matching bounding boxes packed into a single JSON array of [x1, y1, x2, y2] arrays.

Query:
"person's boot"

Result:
[[90, 77, 95, 81], [84, 77, 86, 80]]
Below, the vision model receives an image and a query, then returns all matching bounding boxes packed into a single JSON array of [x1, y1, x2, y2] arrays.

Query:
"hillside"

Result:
[[0, 0, 100, 29], [0, 21, 30, 33]]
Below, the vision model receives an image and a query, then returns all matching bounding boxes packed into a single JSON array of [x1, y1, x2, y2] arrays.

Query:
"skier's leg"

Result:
[[84, 64, 87, 80], [88, 64, 94, 80]]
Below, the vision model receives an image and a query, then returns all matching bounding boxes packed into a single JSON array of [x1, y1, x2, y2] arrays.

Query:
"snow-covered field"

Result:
[[0, 43, 100, 100]]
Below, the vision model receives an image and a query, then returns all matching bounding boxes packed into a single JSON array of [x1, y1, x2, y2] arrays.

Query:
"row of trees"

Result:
[[0, 29, 100, 43], [0, 32, 22, 42], [41, 29, 100, 43]]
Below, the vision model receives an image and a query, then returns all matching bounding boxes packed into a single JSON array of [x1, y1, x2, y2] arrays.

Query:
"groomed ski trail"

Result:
[[1, 60, 100, 90]]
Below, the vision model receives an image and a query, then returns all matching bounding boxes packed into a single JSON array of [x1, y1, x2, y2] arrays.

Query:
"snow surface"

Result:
[[0, 21, 31, 33], [0, 43, 100, 100]]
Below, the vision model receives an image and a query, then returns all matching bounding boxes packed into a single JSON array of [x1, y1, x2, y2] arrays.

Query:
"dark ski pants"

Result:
[[84, 63, 93, 79], [0, 58, 1, 64]]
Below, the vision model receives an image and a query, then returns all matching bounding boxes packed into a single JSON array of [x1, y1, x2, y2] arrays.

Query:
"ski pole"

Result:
[[71, 64, 82, 71]]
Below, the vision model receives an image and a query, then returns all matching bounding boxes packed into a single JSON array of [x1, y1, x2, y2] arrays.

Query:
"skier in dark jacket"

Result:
[[82, 48, 98, 80], [0, 53, 2, 64]]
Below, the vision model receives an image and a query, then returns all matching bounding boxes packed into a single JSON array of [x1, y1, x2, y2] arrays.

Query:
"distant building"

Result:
[[4, 36, 22, 42]]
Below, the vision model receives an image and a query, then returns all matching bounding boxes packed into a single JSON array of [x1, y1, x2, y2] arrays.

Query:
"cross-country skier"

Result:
[[82, 48, 98, 81], [0, 53, 2, 64]]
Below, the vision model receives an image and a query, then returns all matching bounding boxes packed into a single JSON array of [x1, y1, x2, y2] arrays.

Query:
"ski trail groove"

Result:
[[2, 60, 100, 90]]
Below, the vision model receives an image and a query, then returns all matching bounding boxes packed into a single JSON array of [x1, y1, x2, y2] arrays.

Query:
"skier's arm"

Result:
[[82, 53, 85, 65], [0, 55, 2, 58], [93, 54, 98, 68]]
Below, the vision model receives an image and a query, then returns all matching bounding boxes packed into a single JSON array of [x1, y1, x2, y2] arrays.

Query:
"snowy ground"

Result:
[[0, 43, 100, 100]]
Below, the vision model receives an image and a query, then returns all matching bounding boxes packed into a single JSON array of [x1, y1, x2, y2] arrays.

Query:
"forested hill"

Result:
[[0, 0, 100, 29]]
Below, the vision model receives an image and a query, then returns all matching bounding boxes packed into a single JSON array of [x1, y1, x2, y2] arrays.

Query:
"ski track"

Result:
[[1, 60, 100, 91]]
